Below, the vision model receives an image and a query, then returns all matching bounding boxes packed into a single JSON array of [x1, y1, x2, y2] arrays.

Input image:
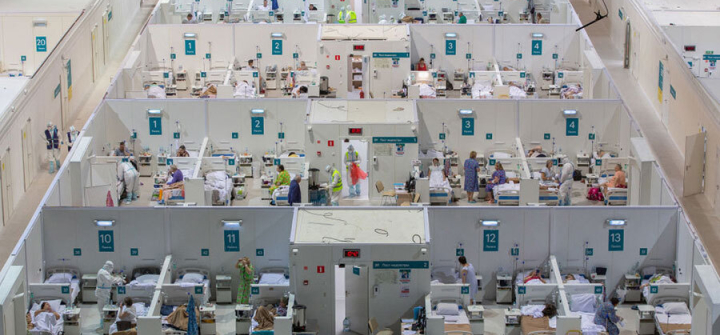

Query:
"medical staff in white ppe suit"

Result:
[[326, 165, 342, 206], [95, 261, 123, 330], [558, 157, 575, 206], [117, 161, 140, 204]]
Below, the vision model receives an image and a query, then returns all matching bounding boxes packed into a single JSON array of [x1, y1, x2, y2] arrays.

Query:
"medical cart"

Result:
[[504, 308, 521, 335], [81, 274, 97, 303], [102, 305, 119, 335], [637, 304, 655, 334], [200, 304, 217, 334], [176, 71, 188, 91], [623, 273, 642, 303], [266, 68, 278, 90], [216, 275, 233, 304], [138, 154, 152, 177], [496, 274, 513, 304], [238, 154, 253, 176], [468, 305, 485, 334], [63, 307, 81, 335], [236, 304, 253, 335]]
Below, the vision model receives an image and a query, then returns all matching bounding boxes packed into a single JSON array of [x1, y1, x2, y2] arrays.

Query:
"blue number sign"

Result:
[[483, 230, 499, 252], [462, 118, 474, 136], [272, 40, 283, 55], [149, 117, 162, 135], [445, 40, 456, 55], [251, 117, 264, 135], [224, 230, 240, 252], [98, 230, 114, 252]]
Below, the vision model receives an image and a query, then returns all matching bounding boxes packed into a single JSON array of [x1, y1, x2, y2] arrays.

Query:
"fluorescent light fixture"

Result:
[[33, 18, 48, 27], [271, 32, 284, 38], [606, 219, 627, 226], [94, 220, 115, 227], [445, 32, 457, 38], [147, 109, 162, 115], [531, 33, 544, 38], [459, 109, 474, 116], [251, 109, 265, 114], [562, 109, 577, 116], [222, 220, 242, 228], [481, 220, 499, 226], [184, 33, 197, 39]]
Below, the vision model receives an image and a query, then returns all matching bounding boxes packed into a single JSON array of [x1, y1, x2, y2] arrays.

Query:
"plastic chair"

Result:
[[368, 317, 394, 335], [375, 181, 396, 206]]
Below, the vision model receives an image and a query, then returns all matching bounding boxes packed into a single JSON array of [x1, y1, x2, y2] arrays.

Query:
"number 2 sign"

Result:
[[272, 40, 282, 55]]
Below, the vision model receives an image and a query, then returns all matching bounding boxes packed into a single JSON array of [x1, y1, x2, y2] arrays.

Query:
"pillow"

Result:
[[32, 299, 63, 314], [436, 302, 459, 316], [180, 272, 205, 283], [47, 273, 73, 283], [136, 274, 160, 284], [505, 171, 517, 179], [663, 302, 689, 315], [570, 293, 597, 313], [642, 266, 657, 277]]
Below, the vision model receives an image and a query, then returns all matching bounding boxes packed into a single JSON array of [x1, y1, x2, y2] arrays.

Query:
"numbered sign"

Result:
[[531, 40, 542, 56], [130, 248, 139, 256], [552, 53, 558, 59], [201, 249, 210, 256], [272, 40, 283, 55], [461, 118, 474, 136], [36, 36, 47, 52], [173, 132, 180, 139], [466, 53, 472, 59], [149, 117, 162, 135], [566, 118, 578, 136], [595, 286, 603, 294], [588, 133, 596, 140], [585, 248, 594, 256], [608, 229, 624, 251], [640, 248, 648, 256], [232, 132, 238, 139], [483, 230, 499, 252], [62, 286, 70, 294], [511, 248, 519, 256], [185, 39, 196, 55], [486, 133, 493, 140], [293, 53, 299, 59], [518, 287, 526, 294], [544, 133, 551, 140], [98, 230, 115, 252], [461, 287, 469, 294], [252, 287, 260, 295], [439, 133, 446, 140], [171, 53, 176, 60], [73, 248, 82, 256], [445, 40, 456, 55], [228, 158, 235, 166], [117, 287, 126, 294], [224, 230, 240, 252], [251, 116, 264, 135], [516, 53, 522, 59], [256, 249, 265, 256], [278, 132, 285, 139], [205, 53, 211, 59], [456, 249, 464, 256]]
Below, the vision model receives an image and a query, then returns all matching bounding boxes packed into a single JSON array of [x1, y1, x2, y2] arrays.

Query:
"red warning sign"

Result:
[[317, 266, 325, 273], [328, 140, 335, 147], [335, 55, 341, 61]]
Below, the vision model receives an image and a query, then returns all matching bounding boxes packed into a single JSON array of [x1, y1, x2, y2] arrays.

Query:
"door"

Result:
[[624, 21, 631, 69], [345, 265, 369, 335], [683, 132, 706, 196], [91, 25, 99, 83], [21, 120, 33, 191], [1, 149, 13, 225]]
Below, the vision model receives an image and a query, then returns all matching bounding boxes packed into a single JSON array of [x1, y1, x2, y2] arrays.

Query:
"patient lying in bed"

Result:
[[429, 159, 452, 191]]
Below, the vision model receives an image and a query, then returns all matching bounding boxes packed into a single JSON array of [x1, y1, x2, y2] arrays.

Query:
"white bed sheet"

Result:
[[259, 273, 290, 285], [431, 308, 470, 324], [655, 307, 692, 325], [29, 301, 66, 335], [44, 277, 80, 303]]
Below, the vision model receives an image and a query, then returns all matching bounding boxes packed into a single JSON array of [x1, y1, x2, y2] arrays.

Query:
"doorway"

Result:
[[21, 120, 33, 191], [1, 149, 13, 225], [335, 264, 369, 335], [683, 132, 706, 197], [624, 21, 631, 69], [341, 139, 369, 200], [348, 55, 368, 99]]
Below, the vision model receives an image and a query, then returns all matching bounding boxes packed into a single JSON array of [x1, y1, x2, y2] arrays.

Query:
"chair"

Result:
[[368, 317, 394, 335], [375, 181, 396, 206]]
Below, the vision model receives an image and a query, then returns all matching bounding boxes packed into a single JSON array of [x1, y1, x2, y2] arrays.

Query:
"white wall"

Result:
[[234, 24, 319, 70], [0, 0, 140, 231], [145, 24, 234, 75]]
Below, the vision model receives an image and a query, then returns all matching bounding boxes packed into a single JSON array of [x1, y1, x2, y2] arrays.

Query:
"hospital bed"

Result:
[[597, 167, 628, 206], [157, 159, 197, 205], [243, 293, 295, 335], [428, 166, 452, 205], [27, 296, 71, 335], [291, 69, 320, 97], [107, 298, 151, 335], [115, 266, 162, 302], [163, 267, 210, 306], [562, 291, 607, 334], [29, 268, 81, 306], [203, 170, 233, 206], [650, 296, 692, 335], [425, 285, 473, 335], [266, 150, 308, 205], [407, 71, 437, 99], [467, 71, 497, 99], [554, 70, 584, 99], [617, 266, 677, 303], [209, 147, 239, 174], [515, 269, 557, 307], [251, 267, 291, 305]]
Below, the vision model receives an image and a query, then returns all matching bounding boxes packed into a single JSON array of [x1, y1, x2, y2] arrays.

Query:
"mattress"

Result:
[[655, 306, 692, 334], [258, 273, 290, 285], [44, 277, 80, 303], [521, 315, 553, 334]]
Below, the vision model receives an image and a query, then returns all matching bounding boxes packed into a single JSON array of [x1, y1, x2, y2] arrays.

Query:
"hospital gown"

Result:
[[234, 81, 256, 98], [463, 159, 480, 192], [147, 85, 166, 99], [418, 83, 436, 98], [594, 301, 620, 335], [486, 170, 506, 192], [429, 167, 451, 191], [270, 171, 291, 194]]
